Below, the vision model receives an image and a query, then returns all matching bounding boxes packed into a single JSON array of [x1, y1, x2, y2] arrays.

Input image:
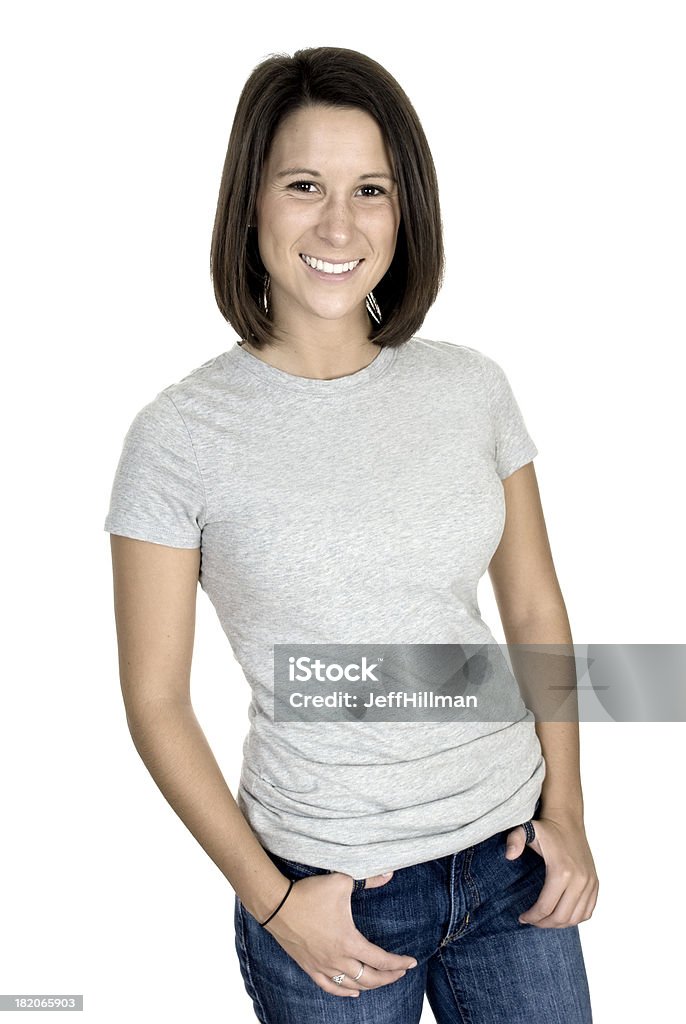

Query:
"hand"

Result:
[[264, 870, 418, 998], [505, 812, 599, 928]]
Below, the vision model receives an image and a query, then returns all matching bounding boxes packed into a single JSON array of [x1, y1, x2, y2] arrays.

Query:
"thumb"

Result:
[[505, 827, 526, 860], [364, 871, 394, 890]]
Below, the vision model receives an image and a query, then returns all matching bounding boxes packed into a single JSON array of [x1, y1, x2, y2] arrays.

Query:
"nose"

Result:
[[315, 195, 355, 249]]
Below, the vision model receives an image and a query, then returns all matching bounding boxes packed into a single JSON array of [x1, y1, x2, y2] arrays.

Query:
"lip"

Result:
[[299, 253, 364, 282]]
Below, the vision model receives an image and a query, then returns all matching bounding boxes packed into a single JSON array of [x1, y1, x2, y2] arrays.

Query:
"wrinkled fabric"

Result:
[[104, 336, 543, 877]]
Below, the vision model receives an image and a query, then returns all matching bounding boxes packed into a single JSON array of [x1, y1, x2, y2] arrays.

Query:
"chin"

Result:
[[316, 311, 364, 326], [303, 300, 366, 322]]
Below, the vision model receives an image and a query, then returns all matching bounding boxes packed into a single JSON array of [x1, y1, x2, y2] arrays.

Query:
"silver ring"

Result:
[[353, 963, 364, 981], [332, 973, 346, 985]]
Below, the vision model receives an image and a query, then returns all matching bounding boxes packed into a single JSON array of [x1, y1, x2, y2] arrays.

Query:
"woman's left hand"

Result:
[[505, 812, 600, 928]]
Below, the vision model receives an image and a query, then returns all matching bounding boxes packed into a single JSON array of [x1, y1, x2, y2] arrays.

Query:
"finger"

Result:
[[321, 951, 415, 991], [338, 871, 393, 892], [326, 958, 373, 991], [312, 949, 410, 993], [520, 882, 586, 928], [518, 876, 565, 925], [353, 935, 418, 973], [315, 952, 409, 990], [312, 972, 360, 998], [576, 888, 598, 924], [343, 963, 409, 990], [336, 870, 389, 894], [363, 872, 394, 889], [583, 878, 600, 919], [568, 878, 600, 925], [504, 829, 527, 859]]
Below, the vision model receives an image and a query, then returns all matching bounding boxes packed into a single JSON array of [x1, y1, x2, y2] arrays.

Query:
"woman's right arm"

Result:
[[109, 533, 291, 924], [108, 534, 418, 996]]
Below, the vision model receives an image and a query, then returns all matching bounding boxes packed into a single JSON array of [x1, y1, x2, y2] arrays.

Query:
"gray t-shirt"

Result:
[[104, 336, 545, 878]]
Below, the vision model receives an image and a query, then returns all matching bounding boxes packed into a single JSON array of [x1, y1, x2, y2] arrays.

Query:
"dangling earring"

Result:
[[262, 272, 271, 315], [366, 290, 382, 325]]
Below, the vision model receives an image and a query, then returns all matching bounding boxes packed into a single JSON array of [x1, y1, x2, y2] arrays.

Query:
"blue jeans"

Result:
[[234, 802, 593, 1023]]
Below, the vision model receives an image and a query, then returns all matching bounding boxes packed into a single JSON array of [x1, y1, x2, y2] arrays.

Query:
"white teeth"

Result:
[[301, 254, 360, 274]]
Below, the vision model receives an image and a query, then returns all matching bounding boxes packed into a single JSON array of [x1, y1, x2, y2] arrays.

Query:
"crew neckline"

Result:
[[225, 339, 398, 395]]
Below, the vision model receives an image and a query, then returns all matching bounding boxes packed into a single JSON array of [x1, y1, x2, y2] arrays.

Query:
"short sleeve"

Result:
[[480, 353, 539, 480], [103, 392, 207, 548]]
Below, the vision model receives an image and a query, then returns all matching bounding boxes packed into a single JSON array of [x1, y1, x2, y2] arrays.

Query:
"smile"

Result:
[[300, 253, 363, 275]]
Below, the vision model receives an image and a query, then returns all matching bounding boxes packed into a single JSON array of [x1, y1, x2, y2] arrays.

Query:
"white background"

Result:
[[1, 2, 684, 1021]]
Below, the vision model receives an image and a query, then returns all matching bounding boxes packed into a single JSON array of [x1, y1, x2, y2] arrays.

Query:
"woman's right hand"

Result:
[[263, 870, 418, 998]]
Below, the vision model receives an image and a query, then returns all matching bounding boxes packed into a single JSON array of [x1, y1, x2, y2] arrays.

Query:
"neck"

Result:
[[243, 305, 380, 381]]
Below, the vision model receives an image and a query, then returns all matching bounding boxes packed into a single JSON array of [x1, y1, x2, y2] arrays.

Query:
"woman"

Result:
[[104, 46, 597, 1023]]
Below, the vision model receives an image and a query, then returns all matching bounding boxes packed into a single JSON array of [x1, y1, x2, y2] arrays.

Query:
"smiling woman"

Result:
[[104, 45, 596, 1024], [210, 47, 444, 370], [251, 105, 401, 354]]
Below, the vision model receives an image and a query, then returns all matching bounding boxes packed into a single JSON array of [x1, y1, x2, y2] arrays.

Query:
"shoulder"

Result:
[[407, 335, 488, 365], [125, 349, 230, 433], [158, 349, 230, 411], [409, 336, 523, 387], [403, 335, 499, 385]]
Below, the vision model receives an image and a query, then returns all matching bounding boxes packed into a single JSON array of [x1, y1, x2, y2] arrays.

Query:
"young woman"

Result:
[[104, 46, 597, 1023]]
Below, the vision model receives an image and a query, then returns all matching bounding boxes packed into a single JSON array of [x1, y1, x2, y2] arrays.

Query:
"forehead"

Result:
[[264, 105, 393, 172]]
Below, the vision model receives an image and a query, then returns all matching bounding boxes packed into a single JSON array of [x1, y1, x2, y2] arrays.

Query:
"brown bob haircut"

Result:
[[210, 46, 445, 350]]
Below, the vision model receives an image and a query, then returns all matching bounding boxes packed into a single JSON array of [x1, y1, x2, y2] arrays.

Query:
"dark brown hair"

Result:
[[210, 46, 445, 349]]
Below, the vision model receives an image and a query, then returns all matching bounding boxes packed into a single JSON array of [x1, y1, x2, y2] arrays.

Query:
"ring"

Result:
[[353, 963, 364, 981], [332, 973, 346, 985]]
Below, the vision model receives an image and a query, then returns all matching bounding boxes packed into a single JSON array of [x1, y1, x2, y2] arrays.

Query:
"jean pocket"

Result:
[[263, 848, 331, 882], [264, 848, 368, 896]]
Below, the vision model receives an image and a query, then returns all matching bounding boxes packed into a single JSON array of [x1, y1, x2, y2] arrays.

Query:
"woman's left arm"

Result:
[[488, 462, 600, 928]]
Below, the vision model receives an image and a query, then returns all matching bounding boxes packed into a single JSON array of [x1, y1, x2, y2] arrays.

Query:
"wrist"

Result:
[[539, 802, 585, 826], [261, 878, 303, 936], [243, 871, 292, 924]]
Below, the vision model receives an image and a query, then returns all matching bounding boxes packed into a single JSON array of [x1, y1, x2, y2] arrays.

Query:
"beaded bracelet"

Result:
[[259, 878, 295, 927]]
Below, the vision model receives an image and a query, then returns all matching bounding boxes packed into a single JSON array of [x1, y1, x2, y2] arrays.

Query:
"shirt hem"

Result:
[[239, 784, 544, 879], [103, 521, 201, 548]]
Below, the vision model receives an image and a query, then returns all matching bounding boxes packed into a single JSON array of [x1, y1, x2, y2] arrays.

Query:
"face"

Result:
[[255, 104, 401, 339]]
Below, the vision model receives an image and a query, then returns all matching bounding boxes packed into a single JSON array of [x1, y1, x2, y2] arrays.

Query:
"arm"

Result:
[[108, 533, 418, 989], [488, 462, 599, 927], [109, 533, 290, 923], [488, 463, 583, 825]]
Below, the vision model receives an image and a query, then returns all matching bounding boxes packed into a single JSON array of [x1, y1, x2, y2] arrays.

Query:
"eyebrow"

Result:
[[275, 167, 396, 182]]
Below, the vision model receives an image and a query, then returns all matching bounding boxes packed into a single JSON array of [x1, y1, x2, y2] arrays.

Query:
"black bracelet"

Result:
[[259, 878, 295, 927], [521, 819, 536, 844]]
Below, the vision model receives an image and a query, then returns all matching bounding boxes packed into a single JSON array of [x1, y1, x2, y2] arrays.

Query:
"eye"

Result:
[[288, 180, 319, 193], [357, 185, 387, 197]]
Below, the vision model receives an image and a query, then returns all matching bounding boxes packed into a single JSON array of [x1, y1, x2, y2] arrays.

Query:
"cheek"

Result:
[[363, 207, 401, 252], [259, 205, 313, 260], [373, 226, 400, 275], [256, 225, 288, 272], [255, 228, 272, 271]]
